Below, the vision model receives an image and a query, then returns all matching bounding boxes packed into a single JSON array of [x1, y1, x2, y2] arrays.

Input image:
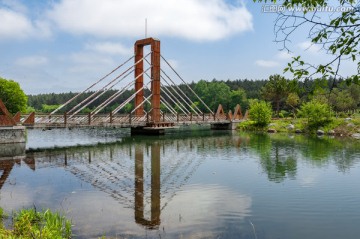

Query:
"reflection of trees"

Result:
[[249, 133, 360, 182], [249, 133, 297, 183], [279, 134, 360, 172]]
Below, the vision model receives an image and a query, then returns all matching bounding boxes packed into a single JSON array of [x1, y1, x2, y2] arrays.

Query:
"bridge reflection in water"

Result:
[[135, 144, 161, 229], [0, 133, 250, 237]]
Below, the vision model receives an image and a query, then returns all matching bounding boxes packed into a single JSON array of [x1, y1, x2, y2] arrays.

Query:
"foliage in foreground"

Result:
[[0, 77, 28, 114], [0, 207, 72, 239], [254, 0, 359, 84]]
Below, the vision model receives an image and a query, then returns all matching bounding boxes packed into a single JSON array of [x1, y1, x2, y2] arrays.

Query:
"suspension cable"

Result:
[[160, 82, 190, 114], [95, 66, 151, 116], [161, 54, 214, 114], [50, 55, 135, 115], [112, 81, 151, 115], [160, 83, 189, 115], [67, 65, 134, 114], [144, 57, 200, 115], [142, 81, 177, 116], [144, 70, 189, 115], [160, 70, 202, 116], [131, 94, 152, 114], [160, 96, 178, 116], [92, 81, 134, 116], [68, 69, 135, 118], [68, 52, 151, 115]]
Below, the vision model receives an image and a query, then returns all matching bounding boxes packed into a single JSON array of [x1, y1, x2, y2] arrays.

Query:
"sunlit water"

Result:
[[1, 128, 360, 239]]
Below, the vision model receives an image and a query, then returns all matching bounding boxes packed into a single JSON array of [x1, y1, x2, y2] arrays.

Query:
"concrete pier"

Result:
[[210, 121, 240, 130], [0, 126, 26, 144], [131, 127, 166, 135], [0, 142, 26, 159]]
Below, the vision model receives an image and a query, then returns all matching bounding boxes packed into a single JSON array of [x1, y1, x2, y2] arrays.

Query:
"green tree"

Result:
[[297, 99, 333, 129], [329, 88, 355, 112], [193, 80, 210, 111], [261, 74, 292, 117], [123, 103, 133, 113], [348, 83, 360, 109], [286, 92, 300, 117], [194, 80, 231, 111], [254, 0, 360, 85], [41, 104, 61, 113], [26, 106, 36, 113], [0, 77, 27, 114], [249, 99, 273, 126], [229, 88, 248, 112]]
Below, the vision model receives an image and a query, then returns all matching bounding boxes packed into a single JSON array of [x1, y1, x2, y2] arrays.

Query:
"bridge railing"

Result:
[[20, 111, 231, 128], [160, 113, 226, 123]]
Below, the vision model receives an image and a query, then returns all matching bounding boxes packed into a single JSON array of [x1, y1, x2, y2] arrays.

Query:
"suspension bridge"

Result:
[[2, 38, 247, 135]]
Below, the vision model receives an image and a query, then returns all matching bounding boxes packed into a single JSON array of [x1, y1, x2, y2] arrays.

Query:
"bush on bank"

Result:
[[238, 117, 360, 136], [248, 100, 273, 127]]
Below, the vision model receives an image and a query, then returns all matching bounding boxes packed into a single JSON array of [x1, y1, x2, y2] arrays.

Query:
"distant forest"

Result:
[[27, 77, 360, 115]]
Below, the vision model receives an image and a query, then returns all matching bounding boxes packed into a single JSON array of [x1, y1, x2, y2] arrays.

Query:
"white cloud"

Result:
[[164, 58, 179, 69], [1, 0, 28, 14], [0, 6, 51, 40], [276, 51, 293, 60], [255, 60, 280, 68], [15, 56, 48, 67], [165, 184, 252, 229], [85, 42, 132, 56], [47, 0, 253, 41], [0, 8, 33, 39], [70, 52, 114, 65], [67, 52, 116, 75], [298, 41, 321, 53]]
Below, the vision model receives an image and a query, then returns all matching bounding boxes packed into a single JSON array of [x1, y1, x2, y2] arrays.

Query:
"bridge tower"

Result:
[[134, 38, 161, 122]]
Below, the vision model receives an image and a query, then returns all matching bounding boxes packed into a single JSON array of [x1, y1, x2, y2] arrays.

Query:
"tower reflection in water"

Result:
[[135, 143, 161, 229], [0, 134, 252, 238]]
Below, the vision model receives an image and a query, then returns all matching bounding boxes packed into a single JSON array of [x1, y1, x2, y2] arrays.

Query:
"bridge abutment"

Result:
[[0, 99, 26, 145], [0, 126, 26, 144], [210, 121, 240, 130]]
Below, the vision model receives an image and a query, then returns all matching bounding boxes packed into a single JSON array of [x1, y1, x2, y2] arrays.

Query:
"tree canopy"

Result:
[[261, 74, 295, 116], [254, 0, 359, 85], [0, 77, 27, 114]]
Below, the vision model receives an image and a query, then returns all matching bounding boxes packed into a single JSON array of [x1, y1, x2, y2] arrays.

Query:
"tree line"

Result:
[[24, 76, 360, 117], [1, 75, 359, 116]]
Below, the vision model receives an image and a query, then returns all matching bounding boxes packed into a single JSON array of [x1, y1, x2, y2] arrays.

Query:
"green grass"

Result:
[[0, 207, 72, 239], [238, 116, 360, 136]]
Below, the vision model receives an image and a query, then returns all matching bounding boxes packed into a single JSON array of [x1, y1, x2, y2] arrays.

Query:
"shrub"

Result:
[[249, 100, 273, 127], [297, 100, 333, 129], [279, 110, 290, 118]]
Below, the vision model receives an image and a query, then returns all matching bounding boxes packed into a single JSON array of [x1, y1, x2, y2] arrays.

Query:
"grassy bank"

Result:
[[0, 207, 72, 239], [238, 116, 360, 137]]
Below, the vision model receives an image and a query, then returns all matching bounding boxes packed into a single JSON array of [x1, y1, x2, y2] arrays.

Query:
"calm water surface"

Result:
[[1, 128, 360, 239]]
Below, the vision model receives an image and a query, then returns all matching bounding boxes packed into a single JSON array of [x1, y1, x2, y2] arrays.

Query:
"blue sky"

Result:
[[0, 0, 357, 94]]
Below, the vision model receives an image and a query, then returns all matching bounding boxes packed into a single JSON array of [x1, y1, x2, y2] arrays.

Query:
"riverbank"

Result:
[[238, 117, 360, 139]]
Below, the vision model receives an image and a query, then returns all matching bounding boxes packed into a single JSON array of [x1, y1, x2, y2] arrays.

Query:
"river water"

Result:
[[1, 128, 360, 239]]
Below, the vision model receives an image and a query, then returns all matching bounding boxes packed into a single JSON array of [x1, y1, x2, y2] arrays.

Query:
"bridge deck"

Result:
[[21, 113, 238, 129]]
